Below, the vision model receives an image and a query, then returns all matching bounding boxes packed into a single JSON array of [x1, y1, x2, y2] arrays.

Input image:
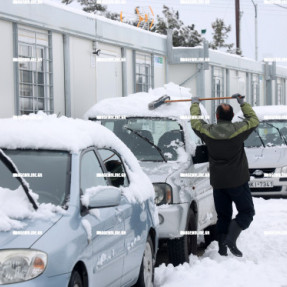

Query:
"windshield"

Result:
[[100, 117, 185, 161], [245, 120, 287, 147], [0, 150, 71, 206]]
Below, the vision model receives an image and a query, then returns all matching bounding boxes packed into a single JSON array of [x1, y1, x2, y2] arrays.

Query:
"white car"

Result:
[[234, 105, 287, 198], [85, 83, 217, 266]]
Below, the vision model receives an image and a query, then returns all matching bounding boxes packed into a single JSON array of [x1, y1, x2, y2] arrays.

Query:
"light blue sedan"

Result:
[[0, 115, 158, 287]]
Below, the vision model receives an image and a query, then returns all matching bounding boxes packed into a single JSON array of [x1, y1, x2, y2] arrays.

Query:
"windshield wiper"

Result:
[[123, 126, 167, 162], [261, 121, 287, 145], [239, 116, 265, 147], [0, 149, 38, 210]]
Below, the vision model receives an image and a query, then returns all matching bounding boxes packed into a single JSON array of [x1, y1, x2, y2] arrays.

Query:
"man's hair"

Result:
[[216, 104, 234, 121]]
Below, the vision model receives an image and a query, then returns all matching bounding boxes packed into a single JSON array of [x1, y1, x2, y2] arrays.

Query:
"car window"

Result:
[[97, 149, 129, 188], [80, 150, 108, 192], [99, 117, 184, 161], [0, 150, 70, 206]]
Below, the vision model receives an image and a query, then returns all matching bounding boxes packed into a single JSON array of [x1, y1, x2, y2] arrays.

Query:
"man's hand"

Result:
[[232, 93, 245, 105], [192, 96, 200, 104]]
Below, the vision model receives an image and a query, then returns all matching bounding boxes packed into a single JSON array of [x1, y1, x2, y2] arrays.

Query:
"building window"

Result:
[[277, 78, 283, 105], [17, 27, 53, 115], [251, 74, 259, 106], [135, 53, 152, 92]]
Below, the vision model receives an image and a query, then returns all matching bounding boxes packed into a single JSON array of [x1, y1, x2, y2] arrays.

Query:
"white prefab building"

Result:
[[0, 1, 287, 121]]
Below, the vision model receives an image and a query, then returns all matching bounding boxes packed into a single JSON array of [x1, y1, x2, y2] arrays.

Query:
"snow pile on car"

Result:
[[0, 186, 64, 232], [84, 82, 209, 120], [233, 105, 287, 122], [0, 114, 155, 204]]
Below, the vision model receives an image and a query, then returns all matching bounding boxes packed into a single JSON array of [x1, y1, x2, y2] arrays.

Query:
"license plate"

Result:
[[249, 181, 273, 188]]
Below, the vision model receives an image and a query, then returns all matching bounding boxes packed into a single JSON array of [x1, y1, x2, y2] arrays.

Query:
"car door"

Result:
[[80, 149, 126, 287], [97, 149, 147, 285], [190, 129, 217, 229]]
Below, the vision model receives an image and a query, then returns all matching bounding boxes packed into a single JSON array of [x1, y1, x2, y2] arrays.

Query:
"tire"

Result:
[[204, 224, 218, 247], [134, 235, 154, 287], [68, 270, 83, 287], [168, 209, 197, 266]]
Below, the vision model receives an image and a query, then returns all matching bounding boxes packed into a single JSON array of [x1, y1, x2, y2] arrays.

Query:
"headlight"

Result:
[[276, 166, 287, 176], [0, 250, 47, 284], [153, 183, 172, 206]]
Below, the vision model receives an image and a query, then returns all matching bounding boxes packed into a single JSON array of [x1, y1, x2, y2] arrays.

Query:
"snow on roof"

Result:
[[84, 82, 209, 120], [0, 112, 127, 153], [43, 0, 166, 39], [234, 105, 287, 121]]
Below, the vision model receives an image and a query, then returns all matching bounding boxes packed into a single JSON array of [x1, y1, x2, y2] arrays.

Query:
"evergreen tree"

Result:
[[209, 18, 234, 52], [61, 2, 202, 47], [152, 5, 202, 47], [61, 0, 107, 14]]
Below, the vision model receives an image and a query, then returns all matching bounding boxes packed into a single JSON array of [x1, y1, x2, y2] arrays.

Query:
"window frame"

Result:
[[97, 148, 130, 188], [79, 147, 109, 195], [135, 52, 153, 93], [15, 25, 53, 115]]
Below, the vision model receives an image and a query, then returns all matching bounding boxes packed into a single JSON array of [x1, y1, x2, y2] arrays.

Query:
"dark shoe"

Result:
[[224, 220, 243, 257], [218, 234, 228, 256]]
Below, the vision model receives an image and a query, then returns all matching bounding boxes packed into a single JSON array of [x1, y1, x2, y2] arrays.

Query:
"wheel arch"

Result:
[[189, 200, 198, 229], [148, 227, 157, 258], [70, 261, 88, 287]]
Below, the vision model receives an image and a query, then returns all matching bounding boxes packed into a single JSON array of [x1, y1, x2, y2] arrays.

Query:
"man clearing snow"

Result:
[[190, 94, 259, 257]]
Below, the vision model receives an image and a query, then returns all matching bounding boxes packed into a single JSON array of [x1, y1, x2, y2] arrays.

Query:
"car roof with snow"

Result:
[[233, 105, 287, 122], [0, 113, 132, 154], [84, 82, 209, 121]]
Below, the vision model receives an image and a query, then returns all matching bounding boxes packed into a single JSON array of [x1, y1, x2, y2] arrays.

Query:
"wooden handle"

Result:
[[165, 96, 234, 103]]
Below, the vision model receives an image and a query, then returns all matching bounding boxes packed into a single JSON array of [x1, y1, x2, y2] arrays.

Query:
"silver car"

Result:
[[0, 115, 158, 286], [85, 90, 217, 266], [234, 105, 287, 198]]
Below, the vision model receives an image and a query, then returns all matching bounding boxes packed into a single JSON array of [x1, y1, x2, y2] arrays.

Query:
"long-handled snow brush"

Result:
[[148, 94, 245, 110]]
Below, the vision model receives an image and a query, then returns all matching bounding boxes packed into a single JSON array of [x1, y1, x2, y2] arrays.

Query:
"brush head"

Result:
[[148, 95, 170, 110]]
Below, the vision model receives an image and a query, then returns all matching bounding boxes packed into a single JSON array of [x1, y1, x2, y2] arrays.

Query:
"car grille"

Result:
[[250, 186, 282, 192], [249, 168, 276, 178]]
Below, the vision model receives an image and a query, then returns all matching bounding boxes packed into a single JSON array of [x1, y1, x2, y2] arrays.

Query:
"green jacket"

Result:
[[190, 102, 259, 189]]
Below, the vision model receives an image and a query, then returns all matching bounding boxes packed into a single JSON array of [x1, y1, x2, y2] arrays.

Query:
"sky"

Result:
[[53, 0, 287, 65]]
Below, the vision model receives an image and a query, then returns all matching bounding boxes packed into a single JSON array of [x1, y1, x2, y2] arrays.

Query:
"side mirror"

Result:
[[87, 187, 121, 208], [192, 145, 208, 164]]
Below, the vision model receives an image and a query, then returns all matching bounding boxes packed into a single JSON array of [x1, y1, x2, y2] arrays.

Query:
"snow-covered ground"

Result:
[[155, 197, 287, 287]]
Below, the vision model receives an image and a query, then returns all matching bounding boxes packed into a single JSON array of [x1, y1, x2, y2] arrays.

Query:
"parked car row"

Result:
[[1, 83, 286, 286], [0, 84, 218, 286]]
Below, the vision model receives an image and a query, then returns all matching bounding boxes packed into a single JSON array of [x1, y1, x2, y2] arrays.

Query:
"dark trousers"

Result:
[[213, 182, 255, 234]]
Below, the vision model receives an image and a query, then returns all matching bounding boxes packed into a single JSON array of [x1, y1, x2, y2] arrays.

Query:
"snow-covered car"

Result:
[[234, 105, 287, 198], [0, 114, 158, 286], [85, 83, 217, 266]]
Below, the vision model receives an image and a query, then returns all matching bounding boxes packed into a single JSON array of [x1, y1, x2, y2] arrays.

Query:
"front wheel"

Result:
[[168, 209, 197, 266], [68, 270, 83, 287], [134, 235, 154, 287]]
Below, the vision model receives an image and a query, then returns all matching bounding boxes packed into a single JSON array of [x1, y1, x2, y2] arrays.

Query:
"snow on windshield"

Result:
[[0, 186, 65, 232]]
